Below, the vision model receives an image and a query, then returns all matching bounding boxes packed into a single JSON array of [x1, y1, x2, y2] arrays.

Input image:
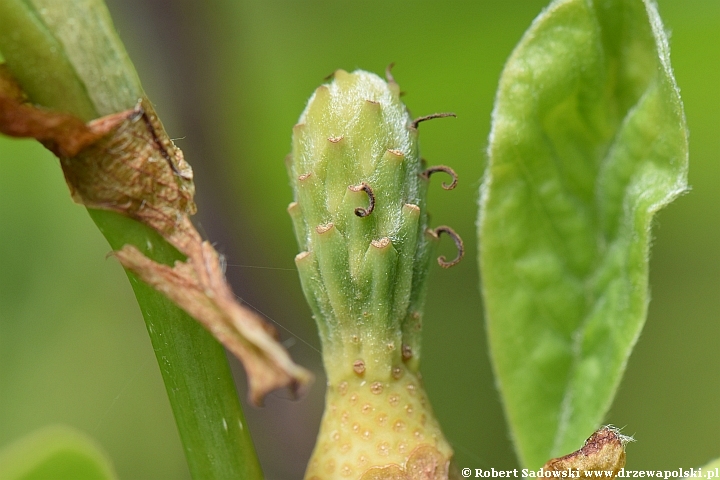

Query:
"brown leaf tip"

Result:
[[316, 223, 335, 235], [295, 251, 311, 262], [372, 237, 391, 249], [580, 426, 634, 456], [404, 203, 420, 214], [543, 426, 631, 478]]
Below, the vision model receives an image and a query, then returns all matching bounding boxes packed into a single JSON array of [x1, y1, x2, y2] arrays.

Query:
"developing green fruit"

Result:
[[288, 69, 460, 479]]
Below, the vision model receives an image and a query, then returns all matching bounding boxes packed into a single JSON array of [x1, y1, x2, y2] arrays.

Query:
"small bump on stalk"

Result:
[[370, 382, 384, 395], [402, 344, 413, 361], [353, 360, 366, 375]]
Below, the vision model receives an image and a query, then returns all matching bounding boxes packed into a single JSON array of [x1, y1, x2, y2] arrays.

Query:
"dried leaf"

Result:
[[58, 98, 197, 236], [543, 426, 632, 479], [0, 64, 26, 101], [0, 67, 312, 403], [0, 66, 131, 157], [115, 217, 313, 404]]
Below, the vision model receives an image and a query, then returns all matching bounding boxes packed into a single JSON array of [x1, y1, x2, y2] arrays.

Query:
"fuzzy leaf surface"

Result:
[[479, 0, 688, 468]]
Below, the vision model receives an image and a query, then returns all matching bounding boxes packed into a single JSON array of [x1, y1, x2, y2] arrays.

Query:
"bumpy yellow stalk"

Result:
[[288, 70, 457, 479]]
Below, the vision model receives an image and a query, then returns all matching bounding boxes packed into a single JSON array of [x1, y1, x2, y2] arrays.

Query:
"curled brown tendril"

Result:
[[421, 165, 458, 190], [349, 182, 375, 217], [411, 112, 456, 130], [431, 226, 464, 268]]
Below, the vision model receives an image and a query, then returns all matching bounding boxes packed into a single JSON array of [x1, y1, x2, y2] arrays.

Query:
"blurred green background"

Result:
[[1, 1, 718, 479]]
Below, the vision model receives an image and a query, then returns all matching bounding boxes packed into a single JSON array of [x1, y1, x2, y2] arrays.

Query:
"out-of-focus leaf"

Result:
[[691, 459, 720, 479], [479, 0, 687, 468], [0, 426, 118, 480]]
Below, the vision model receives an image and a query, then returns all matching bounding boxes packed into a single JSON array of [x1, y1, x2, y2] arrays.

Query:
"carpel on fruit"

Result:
[[287, 69, 460, 479]]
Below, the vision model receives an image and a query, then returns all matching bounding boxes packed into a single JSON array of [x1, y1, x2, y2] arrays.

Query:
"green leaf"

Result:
[[478, 0, 687, 469], [694, 459, 720, 479], [0, 426, 118, 480]]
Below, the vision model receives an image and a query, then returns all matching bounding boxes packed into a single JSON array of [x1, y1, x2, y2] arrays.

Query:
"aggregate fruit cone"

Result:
[[288, 69, 459, 480]]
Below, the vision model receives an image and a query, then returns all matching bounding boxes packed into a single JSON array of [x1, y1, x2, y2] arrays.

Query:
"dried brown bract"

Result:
[[0, 67, 311, 404], [543, 426, 632, 479], [0, 67, 134, 158]]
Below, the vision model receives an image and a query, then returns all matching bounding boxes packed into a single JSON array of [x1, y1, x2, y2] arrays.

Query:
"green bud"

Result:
[[288, 69, 438, 379], [288, 69, 457, 479]]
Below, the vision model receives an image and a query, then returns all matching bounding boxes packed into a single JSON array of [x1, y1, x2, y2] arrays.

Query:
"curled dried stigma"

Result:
[[411, 112, 456, 130], [432, 226, 464, 268], [349, 182, 375, 217], [421, 165, 458, 190]]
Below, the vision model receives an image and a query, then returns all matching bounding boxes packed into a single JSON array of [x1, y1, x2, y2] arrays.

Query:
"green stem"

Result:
[[0, 0, 262, 477], [89, 209, 262, 479]]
